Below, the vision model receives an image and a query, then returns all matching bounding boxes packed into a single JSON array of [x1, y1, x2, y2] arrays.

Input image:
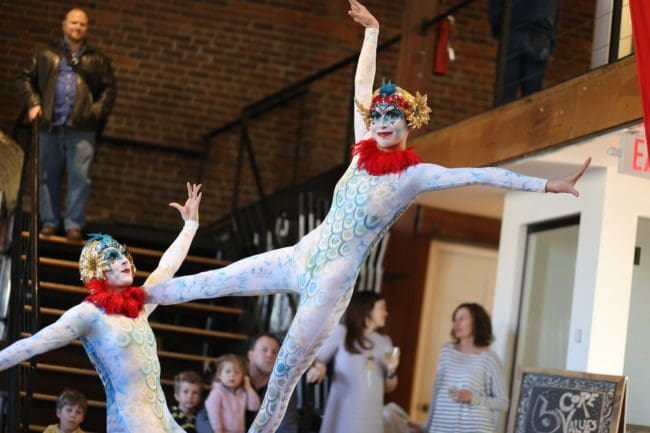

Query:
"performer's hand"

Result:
[[28, 105, 42, 122], [545, 157, 591, 197], [169, 182, 202, 222], [306, 361, 327, 384], [348, 0, 379, 29]]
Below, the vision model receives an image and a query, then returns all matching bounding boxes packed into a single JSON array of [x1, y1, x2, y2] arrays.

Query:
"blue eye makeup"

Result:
[[103, 248, 124, 262], [386, 109, 404, 120]]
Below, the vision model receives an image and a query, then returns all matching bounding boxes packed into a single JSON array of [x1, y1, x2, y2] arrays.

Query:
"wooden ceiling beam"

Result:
[[412, 56, 643, 167]]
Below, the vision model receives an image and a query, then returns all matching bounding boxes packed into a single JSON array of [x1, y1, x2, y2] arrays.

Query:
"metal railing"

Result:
[[7, 121, 40, 433]]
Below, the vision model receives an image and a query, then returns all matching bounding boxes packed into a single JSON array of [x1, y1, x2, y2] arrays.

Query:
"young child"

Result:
[[43, 389, 87, 433], [204, 354, 260, 433], [171, 370, 203, 433]]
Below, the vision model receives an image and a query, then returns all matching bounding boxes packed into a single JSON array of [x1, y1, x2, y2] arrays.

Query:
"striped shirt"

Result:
[[170, 405, 197, 433], [423, 342, 508, 433]]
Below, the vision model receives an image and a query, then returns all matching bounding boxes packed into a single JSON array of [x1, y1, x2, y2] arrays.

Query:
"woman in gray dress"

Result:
[[307, 291, 399, 433]]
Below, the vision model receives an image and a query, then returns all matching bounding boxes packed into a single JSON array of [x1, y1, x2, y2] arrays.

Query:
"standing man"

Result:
[[17, 8, 116, 241], [246, 334, 299, 433], [489, 0, 560, 105]]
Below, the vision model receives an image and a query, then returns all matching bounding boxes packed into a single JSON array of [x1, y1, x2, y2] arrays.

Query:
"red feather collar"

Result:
[[84, 279, 146, 318], [352, 138, 421, 176]]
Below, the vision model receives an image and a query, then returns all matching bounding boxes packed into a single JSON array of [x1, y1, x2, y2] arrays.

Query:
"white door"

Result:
[[410, 241, 498, 422]]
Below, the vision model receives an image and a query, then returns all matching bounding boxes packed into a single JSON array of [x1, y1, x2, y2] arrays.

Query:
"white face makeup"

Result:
[[369, 103, 409, 149], [102, 246, 134, 288]]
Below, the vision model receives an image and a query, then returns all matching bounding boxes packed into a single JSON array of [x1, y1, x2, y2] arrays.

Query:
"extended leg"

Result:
[[146, 246, 300, 305], [249, 267, 358, 433]]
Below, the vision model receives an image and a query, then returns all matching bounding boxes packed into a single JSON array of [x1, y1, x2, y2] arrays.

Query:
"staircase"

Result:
[[11, 230, 249, 433]]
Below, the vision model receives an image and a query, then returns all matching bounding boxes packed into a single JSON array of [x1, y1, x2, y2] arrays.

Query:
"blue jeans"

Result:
[[497, 29, 552, 105], [39, 128, 95, 231]]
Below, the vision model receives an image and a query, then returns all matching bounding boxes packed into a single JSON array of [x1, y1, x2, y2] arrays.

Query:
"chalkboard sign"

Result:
[[507, 367, 627, 433]]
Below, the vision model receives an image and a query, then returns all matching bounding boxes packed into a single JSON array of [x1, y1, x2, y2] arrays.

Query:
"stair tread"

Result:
[[25, 231, 229, 267], [20, 331, 223, 363], [30, 424, 97, 433], [24, 305, 248, 341], [20, 362, 179, 388], [21, 391, 106, 408], [38, 281, 243, 315]]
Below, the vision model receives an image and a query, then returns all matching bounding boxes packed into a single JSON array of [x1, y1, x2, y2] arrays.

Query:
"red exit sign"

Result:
[[620, 135, 650, 178]]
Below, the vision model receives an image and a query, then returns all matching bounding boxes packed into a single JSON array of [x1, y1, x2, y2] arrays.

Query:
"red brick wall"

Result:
[[0, 0, 595, 229]]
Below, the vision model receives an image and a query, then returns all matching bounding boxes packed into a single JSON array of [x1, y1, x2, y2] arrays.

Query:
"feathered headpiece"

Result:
[[356, 81, 431, 129], [79, 234, 136, 284]]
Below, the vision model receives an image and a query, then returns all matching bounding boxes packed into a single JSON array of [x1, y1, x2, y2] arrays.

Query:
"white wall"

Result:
[[491, 167, 606, 383], [591, 0, 632, 67], [623, 218, 650, 426], [516, 226, 578, 370], [492, 163, 650, 388]]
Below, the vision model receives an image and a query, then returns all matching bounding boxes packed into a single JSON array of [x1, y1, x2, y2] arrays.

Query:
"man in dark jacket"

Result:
[[489, 0, 560, 105], [16, 7, 116, 241]]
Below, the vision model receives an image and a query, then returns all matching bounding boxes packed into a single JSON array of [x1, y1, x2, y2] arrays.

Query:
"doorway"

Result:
[[410, 241, 498, 422], [513, 216, 580, 372]]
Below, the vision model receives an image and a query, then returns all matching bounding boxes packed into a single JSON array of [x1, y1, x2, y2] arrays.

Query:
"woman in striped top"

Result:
[[418, 303, 508, 433]]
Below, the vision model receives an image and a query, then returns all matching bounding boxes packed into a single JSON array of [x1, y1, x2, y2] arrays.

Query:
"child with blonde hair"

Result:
[[171, 370, 203, 433], [204, 354, 260, 433], [43, 389, 87, 433]]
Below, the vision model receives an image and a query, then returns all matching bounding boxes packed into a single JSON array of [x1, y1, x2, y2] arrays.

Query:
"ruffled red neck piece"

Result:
[[84, 279, 146, 318], [352, 138, 421, 176]]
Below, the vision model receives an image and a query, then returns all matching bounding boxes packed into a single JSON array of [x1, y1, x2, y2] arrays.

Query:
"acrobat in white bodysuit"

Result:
[[146, 3, 589, 432], [0, 184, 203, 432]]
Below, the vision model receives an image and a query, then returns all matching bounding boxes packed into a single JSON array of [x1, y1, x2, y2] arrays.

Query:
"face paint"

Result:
[[102, 246, 134, 288], [79, 234, 136, 284], [369, 103, 409, 149]]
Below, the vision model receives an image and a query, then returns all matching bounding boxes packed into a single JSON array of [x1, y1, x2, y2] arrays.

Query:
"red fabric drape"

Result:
[[433, 19, 450, 75], [630, 0, 650, 153]]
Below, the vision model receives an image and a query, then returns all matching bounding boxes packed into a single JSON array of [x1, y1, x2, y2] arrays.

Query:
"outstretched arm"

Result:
[[144, 183, 202, 289], [410, 158, 590, 196], [0, 304, 93, 371], [350, 0, 379, 142]]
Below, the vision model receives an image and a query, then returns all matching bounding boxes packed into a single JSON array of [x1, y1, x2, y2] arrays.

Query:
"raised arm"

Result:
[[0, 303, 93, 371], [144, 183, 202, 289], [350, 0, 379, 142]]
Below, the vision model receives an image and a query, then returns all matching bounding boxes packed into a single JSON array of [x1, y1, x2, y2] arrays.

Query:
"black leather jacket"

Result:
[[16, 41, 117, 131]]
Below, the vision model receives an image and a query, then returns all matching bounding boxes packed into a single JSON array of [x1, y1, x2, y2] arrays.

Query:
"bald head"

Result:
[[62, 8, 89, 46]]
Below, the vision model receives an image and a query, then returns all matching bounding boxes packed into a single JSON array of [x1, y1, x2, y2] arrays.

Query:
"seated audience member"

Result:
[[201, 354, 260, 433], [171, 370, 203, 433], [246, 333, 299, 433], [43, 388, 88, 433]]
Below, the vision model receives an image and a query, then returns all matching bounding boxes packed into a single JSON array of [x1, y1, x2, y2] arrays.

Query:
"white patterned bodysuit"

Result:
[[146, 29, 548, 433], [0, 221, 198, 432]]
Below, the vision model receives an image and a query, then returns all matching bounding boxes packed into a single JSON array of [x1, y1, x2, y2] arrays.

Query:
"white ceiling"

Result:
[[415, 124, 644, 218]]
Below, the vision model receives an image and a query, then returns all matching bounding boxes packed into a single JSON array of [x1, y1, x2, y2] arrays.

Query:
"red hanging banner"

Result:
[[630, 0, 650, 152]]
